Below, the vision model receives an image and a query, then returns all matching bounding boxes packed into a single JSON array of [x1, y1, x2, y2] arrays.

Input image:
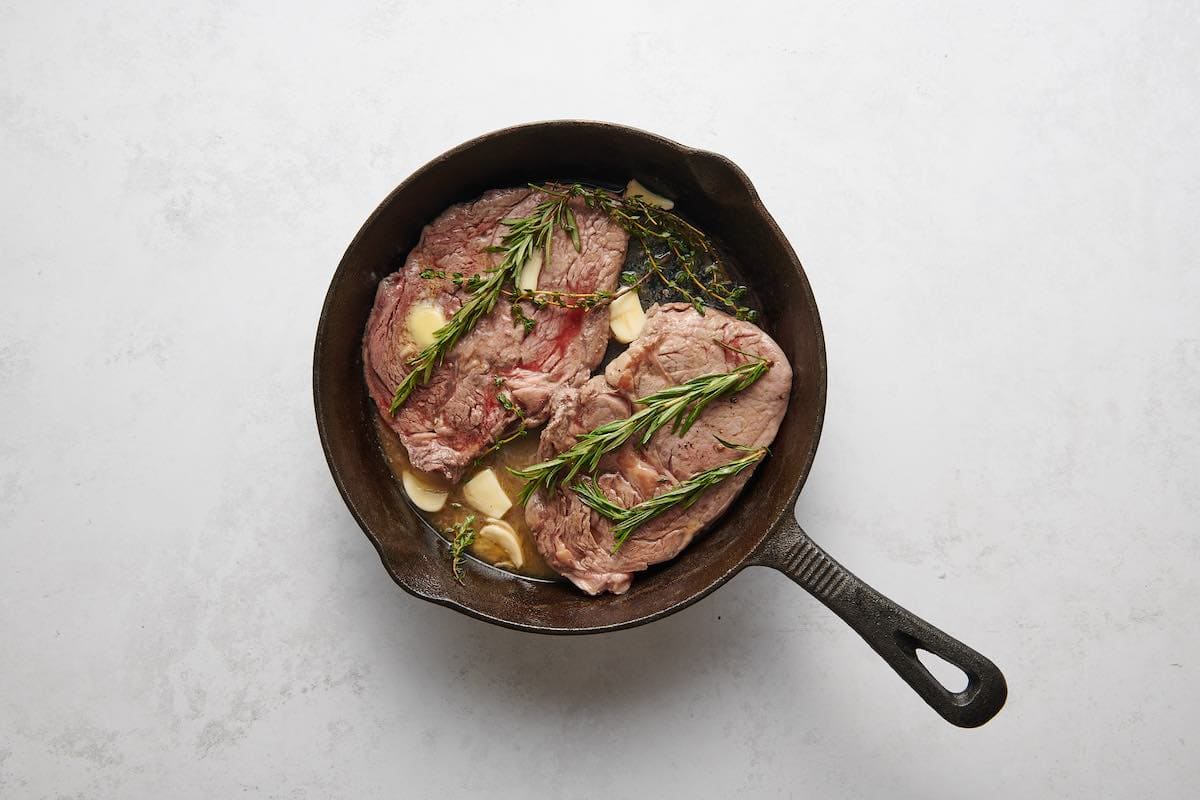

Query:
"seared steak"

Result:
[[525, 303, 792, 595], [363, 188, 627, 482]]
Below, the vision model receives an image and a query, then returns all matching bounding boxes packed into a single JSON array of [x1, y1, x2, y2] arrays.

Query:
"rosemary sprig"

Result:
[[447, 513, 477, 584], [510, 344, 770, 503], [572, 441, 767, 552], [389, 194, 580, 412]]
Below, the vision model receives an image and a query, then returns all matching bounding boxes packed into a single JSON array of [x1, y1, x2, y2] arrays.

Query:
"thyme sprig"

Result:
[[509, 302, 536, 334], [447, 514, 477, 584], [538, 184, 757, 322], [572, 440, 767, 552], [479, 377, 528, 460], [504, 285, 624, 311], [510, 344, 770, 504], [390, 194, 579, 412]]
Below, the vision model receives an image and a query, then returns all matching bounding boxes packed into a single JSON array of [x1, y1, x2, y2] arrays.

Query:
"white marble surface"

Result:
[[2, 1, 1198, 797]]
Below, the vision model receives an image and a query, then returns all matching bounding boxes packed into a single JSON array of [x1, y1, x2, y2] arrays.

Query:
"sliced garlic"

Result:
[[518, 249, 543, 292], [401, 469, 449, 512], [474, 518, 524, 570], [609, 289, 647, 344], [407, 303, 446, 349], [624, 179, 675, 210], [462, 468, 512, 519]]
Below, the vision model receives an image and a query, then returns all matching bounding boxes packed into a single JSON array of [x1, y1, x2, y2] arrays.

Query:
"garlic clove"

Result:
[[474, 518, 524, 569], [407, 303, 447, 349], [462, 468, 512, 519], [401, 469, 449, 512], [624, 179, 675, 210], [518, 249, 543, 292], [609, 289, 647, 344]]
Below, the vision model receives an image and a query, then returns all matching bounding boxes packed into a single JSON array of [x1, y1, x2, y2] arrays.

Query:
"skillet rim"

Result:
[[313, 119, 828, 633]]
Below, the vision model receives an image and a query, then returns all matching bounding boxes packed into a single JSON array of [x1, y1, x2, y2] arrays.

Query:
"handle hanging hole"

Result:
[[916, 648, 969, 693]]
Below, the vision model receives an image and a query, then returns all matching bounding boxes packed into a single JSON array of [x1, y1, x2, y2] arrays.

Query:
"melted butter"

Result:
[[373, 417, 560, 581]]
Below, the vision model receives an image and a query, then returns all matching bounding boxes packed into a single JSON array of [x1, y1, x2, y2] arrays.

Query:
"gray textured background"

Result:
[[2, 1, 1197, 797]]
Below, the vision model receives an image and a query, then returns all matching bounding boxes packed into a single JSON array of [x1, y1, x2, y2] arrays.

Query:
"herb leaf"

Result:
[[476, 379, 527, 463], [510, 302, 536, 334]]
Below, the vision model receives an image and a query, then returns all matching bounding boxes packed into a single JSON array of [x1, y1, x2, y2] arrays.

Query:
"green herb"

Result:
[[447, 514, 477, 583], [510, 302, 536, 334], [477, 378, 528, 461], [505, 286, 622, 311], [572, 441, 767, 552], [390, 194, 579, 412], [510, 344, 770, 503]]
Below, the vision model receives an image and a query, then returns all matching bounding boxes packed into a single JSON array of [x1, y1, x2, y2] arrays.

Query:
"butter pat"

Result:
[[624, 179, 675, 210], [609, 289, 647, 344], [462, 468, 512, 519]]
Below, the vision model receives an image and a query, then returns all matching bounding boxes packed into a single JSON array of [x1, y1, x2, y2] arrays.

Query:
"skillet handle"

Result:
[[754, 518, 1007, 727]]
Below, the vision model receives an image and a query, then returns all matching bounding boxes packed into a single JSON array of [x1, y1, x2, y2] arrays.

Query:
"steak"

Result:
[[363, 187, 627, 482], [525, 303, 792, 595]]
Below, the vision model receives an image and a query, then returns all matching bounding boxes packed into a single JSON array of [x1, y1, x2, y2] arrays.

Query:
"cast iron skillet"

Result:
[[314, 121, 1007, 727]]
